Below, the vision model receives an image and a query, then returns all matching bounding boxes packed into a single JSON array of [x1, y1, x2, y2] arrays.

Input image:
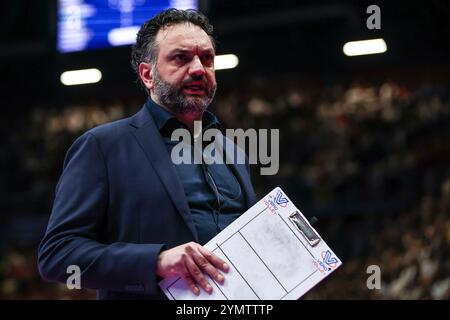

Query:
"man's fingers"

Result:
[[178, 265, 200, 295], [159, 242, 230, 295], [189, 247, 225, 284], [183, 253, 213, 294], [198, 246, 229, 272]]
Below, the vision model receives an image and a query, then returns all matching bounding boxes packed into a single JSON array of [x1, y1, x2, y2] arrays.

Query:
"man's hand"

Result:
[[156, 242, 229, 295]]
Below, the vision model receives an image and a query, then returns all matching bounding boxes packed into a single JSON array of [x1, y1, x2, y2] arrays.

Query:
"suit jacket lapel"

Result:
[[230, 161, 257, 208], [128, 106, 199, 241], [220, 133, 257, 208]]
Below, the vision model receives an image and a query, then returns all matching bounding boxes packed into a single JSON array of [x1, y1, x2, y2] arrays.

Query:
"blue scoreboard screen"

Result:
[[57, 0, 198, 53]]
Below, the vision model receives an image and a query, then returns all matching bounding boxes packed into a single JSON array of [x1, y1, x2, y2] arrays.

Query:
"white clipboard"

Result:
[[159, 187, 342, 300]]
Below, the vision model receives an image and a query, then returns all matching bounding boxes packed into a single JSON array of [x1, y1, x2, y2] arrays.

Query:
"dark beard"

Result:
[[152, 66, 217, 116]]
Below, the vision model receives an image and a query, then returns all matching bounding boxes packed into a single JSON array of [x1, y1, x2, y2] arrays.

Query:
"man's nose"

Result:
[[188, 56, 206, 77]]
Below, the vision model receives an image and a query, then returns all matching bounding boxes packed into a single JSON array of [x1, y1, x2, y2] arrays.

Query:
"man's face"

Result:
[[151, 23, 217, 116]]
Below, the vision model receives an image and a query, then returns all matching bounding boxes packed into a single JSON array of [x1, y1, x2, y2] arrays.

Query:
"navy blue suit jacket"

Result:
[[38, 105, 257, 299]]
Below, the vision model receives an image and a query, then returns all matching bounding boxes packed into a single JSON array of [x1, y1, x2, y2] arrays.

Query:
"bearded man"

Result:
[[38, 9, 256, 300]]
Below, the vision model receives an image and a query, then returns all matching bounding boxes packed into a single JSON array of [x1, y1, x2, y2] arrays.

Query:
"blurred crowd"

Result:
[[0, 78, 448, 299], [305, 178, 450, 299]]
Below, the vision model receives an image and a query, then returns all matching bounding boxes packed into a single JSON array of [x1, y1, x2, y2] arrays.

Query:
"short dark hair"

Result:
[[130, 8, 215, 89]]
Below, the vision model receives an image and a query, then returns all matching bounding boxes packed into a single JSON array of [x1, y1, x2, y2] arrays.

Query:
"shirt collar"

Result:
[[145, 98, 221, 135]]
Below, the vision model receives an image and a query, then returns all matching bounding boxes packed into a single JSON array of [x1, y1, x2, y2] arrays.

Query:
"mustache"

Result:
[[180, 76, 208, 87]]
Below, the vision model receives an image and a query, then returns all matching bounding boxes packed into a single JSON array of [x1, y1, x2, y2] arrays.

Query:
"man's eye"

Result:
[[202, 55, 214, 65], [174, 54, 188, 62]]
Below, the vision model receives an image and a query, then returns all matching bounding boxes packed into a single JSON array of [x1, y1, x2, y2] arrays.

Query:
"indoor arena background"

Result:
[[0, 0, 449, 299]]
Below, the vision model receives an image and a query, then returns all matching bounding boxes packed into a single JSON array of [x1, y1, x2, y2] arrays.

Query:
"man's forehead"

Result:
[[155, 23, 214, 52]]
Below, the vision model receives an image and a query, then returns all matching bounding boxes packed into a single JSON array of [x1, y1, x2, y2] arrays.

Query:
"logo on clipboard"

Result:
[[274, 190, 289, 207], [264, 190, 290, 213], [321, 250, 338, 269], [313, 250, 339, 273]]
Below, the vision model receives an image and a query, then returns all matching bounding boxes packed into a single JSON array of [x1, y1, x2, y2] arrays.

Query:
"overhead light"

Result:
[[108, 26, 140, 46], [343, 38, 387, 56], [215, 54, 239, 70], [60, 68, 102, 86]]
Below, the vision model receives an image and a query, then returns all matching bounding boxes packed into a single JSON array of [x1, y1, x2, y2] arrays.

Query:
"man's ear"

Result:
[[139, 62, 153, 92]]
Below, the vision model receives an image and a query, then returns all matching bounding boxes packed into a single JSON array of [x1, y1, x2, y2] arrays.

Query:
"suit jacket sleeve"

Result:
[[38, 132, 165, 295]]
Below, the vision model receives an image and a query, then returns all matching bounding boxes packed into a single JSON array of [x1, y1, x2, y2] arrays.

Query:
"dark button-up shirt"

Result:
[[146, 98, 246, 244]]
